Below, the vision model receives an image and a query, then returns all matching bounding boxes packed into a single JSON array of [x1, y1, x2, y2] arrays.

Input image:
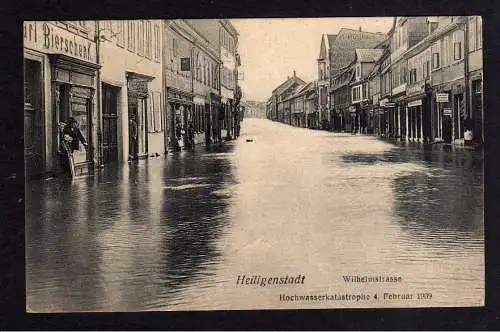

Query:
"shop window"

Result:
[[432, 52, 440, 69], [362, 83, 367, 100], [454, 42, 462, 60]]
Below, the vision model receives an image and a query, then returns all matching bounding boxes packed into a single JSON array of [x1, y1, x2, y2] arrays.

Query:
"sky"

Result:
[[232, 18, 395, 102]]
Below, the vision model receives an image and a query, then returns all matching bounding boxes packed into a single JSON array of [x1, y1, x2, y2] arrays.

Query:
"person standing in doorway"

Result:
[[129, 114, 138, 162], [60, 117, 88, 176]]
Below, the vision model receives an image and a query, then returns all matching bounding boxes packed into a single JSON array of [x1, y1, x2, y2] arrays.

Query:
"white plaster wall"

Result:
[[99, 20, 164, 162]]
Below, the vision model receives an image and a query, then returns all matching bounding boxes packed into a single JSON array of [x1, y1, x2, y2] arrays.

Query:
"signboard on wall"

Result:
[[407, 99, 422, 107], [436, 93, 449, 103], [443, 108, 452, 116], [23, 21, 96, 63]]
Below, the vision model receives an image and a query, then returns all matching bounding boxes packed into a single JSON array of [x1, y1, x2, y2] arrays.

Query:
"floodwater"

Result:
[[26, 118, 484, 312]]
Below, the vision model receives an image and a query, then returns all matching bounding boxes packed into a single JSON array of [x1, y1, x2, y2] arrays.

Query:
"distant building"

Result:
[[320, 28, 386, 129], [267, 72, 306, 123]]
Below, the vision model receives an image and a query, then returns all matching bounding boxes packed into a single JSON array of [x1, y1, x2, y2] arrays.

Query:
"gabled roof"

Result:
[[272, 75, 306, 96], [318, 35, 327, 60], [327, 34, 337, 48], [329, 28, 387, 75], [288, 81, 314, 100], [355, 49, 384, 63]]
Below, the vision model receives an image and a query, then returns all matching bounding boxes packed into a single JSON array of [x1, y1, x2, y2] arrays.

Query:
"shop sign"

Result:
[[407, 83, 425, 96], [372, 94, 380, 105], [407, 99, 422, 107], [384, 102, 395, 108], [436, 93, 449, 103], [23, 21, 96, 63], [379, 98, 389, 107], [392, 83, 407, 96], [127, 79, 148, 95], [443, 108, 452, 116]]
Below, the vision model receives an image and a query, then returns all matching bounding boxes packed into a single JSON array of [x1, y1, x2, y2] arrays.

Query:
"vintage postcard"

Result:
[[24, 17, 484, 312]]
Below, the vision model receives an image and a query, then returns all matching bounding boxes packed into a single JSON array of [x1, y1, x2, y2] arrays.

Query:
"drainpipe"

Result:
[[95, 20, 104, 168]]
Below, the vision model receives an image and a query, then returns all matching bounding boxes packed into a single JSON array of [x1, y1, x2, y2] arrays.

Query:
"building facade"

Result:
[[24, 21, 100, 178], [185, 19, 241, 141], [98, 20, 165, 163]]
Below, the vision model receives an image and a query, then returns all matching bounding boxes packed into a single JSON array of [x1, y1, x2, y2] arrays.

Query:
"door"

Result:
[[453, 94, 464, 140], [442, 113, 452, 143], [128, 100, 138, 158], [137, 97, 147, 156], [24, 59, 44, 178], [102, 84, 119, 164]]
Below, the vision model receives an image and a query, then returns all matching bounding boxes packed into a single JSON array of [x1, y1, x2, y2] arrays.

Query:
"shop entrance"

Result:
[[56, 83, 93, 175], [24, 59, 44, 178], [102, 84, 119, 164], [127, 76, 149, 159], [453, 94, 464, 140], [442, 112, 453, 143]]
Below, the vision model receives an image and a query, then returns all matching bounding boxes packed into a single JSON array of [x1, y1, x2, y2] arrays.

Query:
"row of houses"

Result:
[[24, 19, 243, 179], [266, 16, 483, 147]]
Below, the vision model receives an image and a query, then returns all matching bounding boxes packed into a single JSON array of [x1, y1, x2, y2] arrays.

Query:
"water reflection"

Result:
[[338, 142, 484, 253], [156, 150, 233, 307]]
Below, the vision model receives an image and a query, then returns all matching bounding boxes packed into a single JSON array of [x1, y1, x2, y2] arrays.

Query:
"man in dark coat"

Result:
[[63, 117, 87, 152]]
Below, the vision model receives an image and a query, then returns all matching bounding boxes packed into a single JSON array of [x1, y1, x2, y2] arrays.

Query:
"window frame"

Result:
[[432, 52, 440, 69]]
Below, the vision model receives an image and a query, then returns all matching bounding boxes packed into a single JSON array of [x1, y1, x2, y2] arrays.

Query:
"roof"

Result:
[[327, 34, 337, 48], [289, 82, 315, 99], [272, 75, 306, 95], [329, 28, 387, 74], [355, 49, 384, 63]]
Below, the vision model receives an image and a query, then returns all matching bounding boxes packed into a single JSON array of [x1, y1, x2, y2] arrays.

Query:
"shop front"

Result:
[[127, 73, 154, 159], [167, 87, 193, 149], [24, 21, 99, 178]]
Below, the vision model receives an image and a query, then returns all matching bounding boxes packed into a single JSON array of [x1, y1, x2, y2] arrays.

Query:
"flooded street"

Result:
[[26, 118, 484, 312]]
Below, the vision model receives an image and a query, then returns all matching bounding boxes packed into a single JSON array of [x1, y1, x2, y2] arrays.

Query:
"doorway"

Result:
[[453, 94, 464, 140], [24, 59, 44, 178], [442, 113, 452, 143], [102, 84, 119, 164]]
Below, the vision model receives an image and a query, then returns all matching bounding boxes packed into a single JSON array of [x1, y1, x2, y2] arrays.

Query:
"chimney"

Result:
[[293, 70, 296, 77], [359, 26, 362, 32]]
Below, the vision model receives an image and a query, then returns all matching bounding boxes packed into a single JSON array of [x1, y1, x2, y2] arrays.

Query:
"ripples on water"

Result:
[[26, 119, 483, 312]]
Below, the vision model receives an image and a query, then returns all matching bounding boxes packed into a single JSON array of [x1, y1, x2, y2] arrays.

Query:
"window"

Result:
[[409, 68, 417, 84], [127, 21, 135, 51], [432, 52, 440, 69], [352, 86, 361, 101], [356, 65, 361, 79], [147, 91, 154, 132], [137, 21, 144, 56], [145, 21, 152, 59], [197, 55, 202, 81], [454, 42, 462, 60], [476, 16, 482, 49], [423, 61, 430, 78], [362, 83, 367, 99], [153, 24, 160, 61], [172, 38, 178, 57], [152, 91, 163, 131], [117, 21, 125, 47]]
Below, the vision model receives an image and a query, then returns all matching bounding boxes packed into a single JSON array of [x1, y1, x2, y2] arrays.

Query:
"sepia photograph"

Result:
[[24, 16, 484, 312]]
